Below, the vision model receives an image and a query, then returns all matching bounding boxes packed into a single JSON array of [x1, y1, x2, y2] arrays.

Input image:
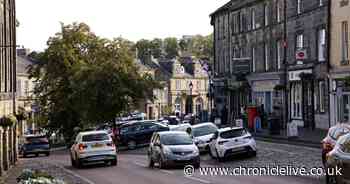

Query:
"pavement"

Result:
[[2, 140, 326, 184]]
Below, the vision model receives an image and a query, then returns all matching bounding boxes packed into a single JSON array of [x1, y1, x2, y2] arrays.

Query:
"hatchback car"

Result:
[[322, 124, 350, 165], [147, 131, 200, 169], [119, 121, 169, 150], [70, 131, 117, 168], [21, 135, 50, 158], [192, 123, 218, 152], [326, 133, 350, 184], [209, 127, 256, 161]]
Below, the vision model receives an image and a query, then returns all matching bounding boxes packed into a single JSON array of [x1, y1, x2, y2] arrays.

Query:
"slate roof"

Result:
[[17, 55, 35, 75]]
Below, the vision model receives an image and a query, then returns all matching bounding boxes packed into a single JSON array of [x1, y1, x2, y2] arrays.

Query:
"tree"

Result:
[[28, 22, 159, 141], [164, 37, 178, 59], [150, 38, 163, 59], [136, 39, 152, 62]]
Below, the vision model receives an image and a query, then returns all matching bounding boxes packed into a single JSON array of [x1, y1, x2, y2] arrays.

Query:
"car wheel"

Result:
[[35, 153, 39, 157], [249, 151, 257, 157], [209, 148, 215, 159], [326, 171, 338, 184], [148, 155, 154, 168], [71, 157, 76, 167], [46, 152, 50, 157], [127, 140, 137, 150], [23, 153, 27, 158], [111, 159, 117, 166], [193, 162, 200, 169]]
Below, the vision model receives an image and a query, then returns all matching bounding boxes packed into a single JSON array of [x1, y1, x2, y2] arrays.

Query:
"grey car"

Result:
[[147, 131, 200, 169], [326, 133, 350, 184]]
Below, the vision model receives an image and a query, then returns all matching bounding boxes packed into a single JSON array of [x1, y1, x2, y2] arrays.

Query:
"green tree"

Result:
[[136, 39, 152, 61], [29, 22, 159, 141], [150, 38, 163, 59], [164, 37, 178, 59]]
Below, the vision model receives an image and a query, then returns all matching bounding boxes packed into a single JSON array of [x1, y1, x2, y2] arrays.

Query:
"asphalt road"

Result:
[[34, 141, 326, 184]]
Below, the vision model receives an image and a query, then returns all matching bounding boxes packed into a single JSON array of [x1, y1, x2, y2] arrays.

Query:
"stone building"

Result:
[[329, 0, 350, 126], [0, 0, 17, 177], [211, 0, 330, 130], [16, 48, 36, 135], [137, 57, 209, 120]]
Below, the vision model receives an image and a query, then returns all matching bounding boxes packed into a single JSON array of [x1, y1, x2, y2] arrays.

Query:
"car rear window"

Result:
[[329, 126, 350, 140], [193, 125, 217, 137], [26, 136, 49, 144], [339, 134, 350, 153], [82, 133, 109, 142], [220, 129, 247, 139]]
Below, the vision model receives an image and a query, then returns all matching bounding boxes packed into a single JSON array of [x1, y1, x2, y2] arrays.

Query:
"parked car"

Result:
[[21, 135, 50, 158], [170, 123, 191, 131], [209, 127, 256, 161], [119, 121, 169, 150], [192, 123, 218, 152], [70, 131, 117, 168], [322, 124, 350, 165], [325, 133, 350, 184], [147, 131, 200, 169]]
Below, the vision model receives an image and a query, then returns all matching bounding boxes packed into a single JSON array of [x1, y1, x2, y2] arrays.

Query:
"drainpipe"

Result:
[[283, 0, 289, 129], [327, 0, 332, 128]]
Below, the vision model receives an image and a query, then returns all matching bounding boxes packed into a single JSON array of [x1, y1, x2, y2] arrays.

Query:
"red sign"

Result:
[[296, 50, 307, 60]]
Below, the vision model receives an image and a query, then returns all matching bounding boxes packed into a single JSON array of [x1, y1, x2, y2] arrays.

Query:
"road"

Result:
[[30, 141, 325, 184]]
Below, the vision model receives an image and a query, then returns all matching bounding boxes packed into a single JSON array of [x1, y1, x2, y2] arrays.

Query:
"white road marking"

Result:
[[159, 169, 174, 174], [51, 163, 95, 184], [133, 161, 147, 167], [185, 176, 211, 184]]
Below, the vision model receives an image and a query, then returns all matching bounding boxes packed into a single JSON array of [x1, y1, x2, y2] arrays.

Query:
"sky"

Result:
[[16, 0, 229, 51]]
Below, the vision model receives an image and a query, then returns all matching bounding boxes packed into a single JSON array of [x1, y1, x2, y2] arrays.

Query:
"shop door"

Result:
[[302, 81, 315, 129]]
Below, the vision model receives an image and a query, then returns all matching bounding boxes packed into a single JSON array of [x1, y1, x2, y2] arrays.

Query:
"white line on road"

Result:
[[159, 169, 174, 174], [52, 163, 95, 184], [133, 161, 147, 167], [185, 176, 211, 184]]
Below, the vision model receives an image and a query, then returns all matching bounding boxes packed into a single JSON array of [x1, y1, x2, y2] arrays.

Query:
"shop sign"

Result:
[[288, 69, 312, 81], [252, 80, 279, 92]]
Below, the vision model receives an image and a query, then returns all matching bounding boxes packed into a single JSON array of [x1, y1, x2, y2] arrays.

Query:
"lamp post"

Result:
[[189, 81, 193, 114]]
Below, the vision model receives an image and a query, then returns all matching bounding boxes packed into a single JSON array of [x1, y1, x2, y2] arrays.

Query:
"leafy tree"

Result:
[[28, 22, 159, 141], [164, 37, 179, 59], [150, 38, 163, 59], [136, 39, 152, 61]]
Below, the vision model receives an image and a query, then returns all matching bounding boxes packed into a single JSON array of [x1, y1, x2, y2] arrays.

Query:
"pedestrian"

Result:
[[111, 123, 120, 152], [221, 105, 228, 126]]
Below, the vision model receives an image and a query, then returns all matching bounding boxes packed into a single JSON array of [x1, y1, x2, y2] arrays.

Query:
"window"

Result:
[[264, 4, 269, 26], [264, 44, 269, 71], [252, 47, 256, 72], [276, 1, 281, 23], [277, 40, 282, 70], [291, 83, 302, 119], [297, 0, 302, 14], [296, 33, 304, 49], [24, 81, 29, 96], [319, 81, 325, 113], [318, 28, 326, 62], [251, 9, 256, 29], [341, 21, 349, 63], [176, 80, 181, 90]]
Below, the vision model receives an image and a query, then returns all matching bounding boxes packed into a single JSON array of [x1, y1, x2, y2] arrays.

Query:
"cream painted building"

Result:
[[137, 57, 209, 120], [329, 0, 350, 125]]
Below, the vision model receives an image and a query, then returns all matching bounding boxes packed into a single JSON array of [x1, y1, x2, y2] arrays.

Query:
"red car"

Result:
[[321, 124, 350, 165]]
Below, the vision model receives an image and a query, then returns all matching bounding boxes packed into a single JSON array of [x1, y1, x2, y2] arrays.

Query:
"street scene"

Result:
[[0, 0, 350, 184]]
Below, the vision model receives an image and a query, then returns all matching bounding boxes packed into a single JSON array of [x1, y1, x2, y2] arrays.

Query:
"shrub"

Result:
[[0, 115, 17, 127], [17, 169, 66, 184]]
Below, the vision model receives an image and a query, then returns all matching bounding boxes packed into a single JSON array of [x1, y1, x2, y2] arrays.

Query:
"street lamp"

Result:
[[189, 81, 193, 114]]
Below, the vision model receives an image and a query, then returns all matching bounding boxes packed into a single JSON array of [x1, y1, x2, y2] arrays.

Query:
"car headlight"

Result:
[[162, 147, 172, 155]]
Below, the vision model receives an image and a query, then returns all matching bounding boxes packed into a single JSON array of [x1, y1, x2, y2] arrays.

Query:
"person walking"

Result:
[[111, 123, 120, 152]]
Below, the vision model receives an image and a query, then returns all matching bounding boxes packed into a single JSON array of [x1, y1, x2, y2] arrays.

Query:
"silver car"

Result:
[[192, 123, 218, 152], [147, 131, 200, 169]]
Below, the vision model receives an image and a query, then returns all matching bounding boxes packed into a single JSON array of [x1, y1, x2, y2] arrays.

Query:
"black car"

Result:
[[119, 121, 169, 149], [21, 135, 50, 158]]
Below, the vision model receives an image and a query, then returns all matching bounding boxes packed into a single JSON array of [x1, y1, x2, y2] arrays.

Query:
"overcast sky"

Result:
[[16, 0, 228, 51]]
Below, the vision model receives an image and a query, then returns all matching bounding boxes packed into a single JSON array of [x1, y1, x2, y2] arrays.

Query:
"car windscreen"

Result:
[[330, 126, 350, 140], [220, 129, 247, 139], [338, 134, 350, 153], [82, 133, 109, 142], [25, 137, 49, 145], [193, 125, 217, 137], [161, 134, 193, 145]]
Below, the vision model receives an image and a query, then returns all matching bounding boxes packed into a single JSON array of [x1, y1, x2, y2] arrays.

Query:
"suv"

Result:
[[209, 127, 257, 161], [119, 121, 169, 149], [70, 131, 117, 168], [21, 135, 50, 158], [147, 131, 200, 169]]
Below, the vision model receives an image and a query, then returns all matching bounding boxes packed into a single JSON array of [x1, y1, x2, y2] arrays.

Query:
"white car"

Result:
[[70, 131, 117, 168], [209, 127, 256, 161], [192, 123, 218, 152]]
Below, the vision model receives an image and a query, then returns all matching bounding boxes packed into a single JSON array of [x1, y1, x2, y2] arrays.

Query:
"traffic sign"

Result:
[[295, 49, 307, 60]]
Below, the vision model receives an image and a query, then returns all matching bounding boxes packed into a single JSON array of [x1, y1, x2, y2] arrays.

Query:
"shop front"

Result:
[[330, 78, 350, 125]]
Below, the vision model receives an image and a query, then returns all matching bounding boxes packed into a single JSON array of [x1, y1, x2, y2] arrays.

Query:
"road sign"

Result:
[[296, 49, 307, 60]]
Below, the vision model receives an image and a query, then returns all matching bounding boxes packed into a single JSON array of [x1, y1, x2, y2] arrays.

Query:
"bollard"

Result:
[[0, 127, 3, 176], [3, 127, 9, 171]]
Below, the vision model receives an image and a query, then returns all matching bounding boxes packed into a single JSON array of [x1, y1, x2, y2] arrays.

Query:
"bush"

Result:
[[17, 169, 66, 184], [0, 115, 17, 127]]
